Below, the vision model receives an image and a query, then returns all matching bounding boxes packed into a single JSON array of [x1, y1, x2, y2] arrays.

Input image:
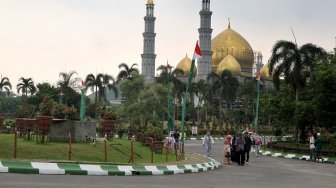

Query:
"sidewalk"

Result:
[[257, 149, 336, 164], [0, 154, 221, 176]]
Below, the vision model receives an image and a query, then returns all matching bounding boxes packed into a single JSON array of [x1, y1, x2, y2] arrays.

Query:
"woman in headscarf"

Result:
[[202, 131, 214, 157], [223, 134, 232, 164]]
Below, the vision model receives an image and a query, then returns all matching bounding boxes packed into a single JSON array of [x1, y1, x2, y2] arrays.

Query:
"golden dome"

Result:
[[175, 55, 197, 76], [260, 63, 272, 80], [211, 26, 254, 77], [217, 55, 241, 76], [147, 0, 154, 5]]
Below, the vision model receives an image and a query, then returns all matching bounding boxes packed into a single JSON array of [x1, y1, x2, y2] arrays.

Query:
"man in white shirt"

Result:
[[309, 132, 316, 161]]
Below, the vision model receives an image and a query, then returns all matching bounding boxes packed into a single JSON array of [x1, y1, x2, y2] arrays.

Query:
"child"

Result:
[[223, 135, 232, 164]]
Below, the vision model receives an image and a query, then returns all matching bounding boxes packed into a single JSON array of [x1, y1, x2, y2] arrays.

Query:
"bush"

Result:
[[39, 96, 53, 116], [15, 104, 35, 118], [99, 106, 116, 120], [144, 126, 164, 140], [65, 105, 79, 121], [52, 103, 66, 119]]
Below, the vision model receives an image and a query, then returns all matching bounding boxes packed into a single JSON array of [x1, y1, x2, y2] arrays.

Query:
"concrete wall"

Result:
[[49, 120, 96, 142]]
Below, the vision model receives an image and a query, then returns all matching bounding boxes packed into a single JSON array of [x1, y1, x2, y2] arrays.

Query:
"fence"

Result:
[[1, 131, 184, 164]]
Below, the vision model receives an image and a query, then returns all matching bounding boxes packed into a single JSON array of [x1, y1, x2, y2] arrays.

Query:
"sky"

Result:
[[0, 0, 335, 92]]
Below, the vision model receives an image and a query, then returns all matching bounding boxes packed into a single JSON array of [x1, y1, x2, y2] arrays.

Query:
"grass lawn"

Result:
[[0, 134, 177, 164]]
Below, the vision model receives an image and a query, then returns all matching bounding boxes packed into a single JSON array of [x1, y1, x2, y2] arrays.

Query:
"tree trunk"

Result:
[[219, 97, 222, 128]]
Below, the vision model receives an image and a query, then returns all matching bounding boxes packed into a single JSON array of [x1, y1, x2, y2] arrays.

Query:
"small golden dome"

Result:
[[217, 55, 241, 76], [175, 55, 197, 76], [260, 63, 272, 80], [211, 26, 254, 77], [147, 0, 154, 5]]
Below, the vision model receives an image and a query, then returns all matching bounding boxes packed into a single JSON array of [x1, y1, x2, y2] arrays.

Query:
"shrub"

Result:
[[39, 96, 53, 116], [15, 104, 35, 118], [51, 103, 66, 119], [99, 106, 116, 120], [65, 105, 79, 121]]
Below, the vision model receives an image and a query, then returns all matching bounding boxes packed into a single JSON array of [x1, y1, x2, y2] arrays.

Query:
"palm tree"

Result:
[[85, 74, 102, 108], [208, 70, 240, 126], [0, 76, 12, 96], [57, 71, 79, 105], [269, 40, 326, 102], [17, 77, 36, 96], [117, 63, 139, 81], [190, 79, 211, 125], [97, 73, 118, 103]]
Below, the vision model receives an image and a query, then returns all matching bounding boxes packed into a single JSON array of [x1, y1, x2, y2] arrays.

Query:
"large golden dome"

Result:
[[176, 55, 197, 76], [211, 26, 254, 77], [147, 0, 154, 5], [217, 55, 241, 76], [260, 63, 272, 80]]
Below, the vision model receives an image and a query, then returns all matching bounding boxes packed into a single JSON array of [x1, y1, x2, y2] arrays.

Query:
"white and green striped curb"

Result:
[[0, 157, 221, 176], [259, 150, 336, 164]]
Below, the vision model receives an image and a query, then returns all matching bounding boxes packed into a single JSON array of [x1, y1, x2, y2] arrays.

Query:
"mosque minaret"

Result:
[[197, 0, 213, 81], [141, 0, 156, 82]]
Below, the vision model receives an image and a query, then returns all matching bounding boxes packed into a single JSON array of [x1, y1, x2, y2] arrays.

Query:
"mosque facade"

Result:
[[172, 0, 271, 82]]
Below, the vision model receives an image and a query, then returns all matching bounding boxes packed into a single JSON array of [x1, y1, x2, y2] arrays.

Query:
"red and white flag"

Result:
[[81, 81, 87, 90], [192, 41, 202, 60], [166, 61, 171, 73]]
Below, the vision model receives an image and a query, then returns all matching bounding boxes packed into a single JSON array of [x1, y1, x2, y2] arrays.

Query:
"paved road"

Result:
[[1, 141, 335, 188]]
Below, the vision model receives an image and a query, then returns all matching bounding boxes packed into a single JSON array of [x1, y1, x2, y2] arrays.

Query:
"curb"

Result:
[[0, 155, 221, 176], [259, 150, 336, 164]]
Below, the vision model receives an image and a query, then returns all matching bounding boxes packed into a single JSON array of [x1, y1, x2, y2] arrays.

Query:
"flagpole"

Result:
[[181, 41, 202, 146], [167, 62, 174, 133], [254, 78, 260, 134], [80, 88, 86, 121]]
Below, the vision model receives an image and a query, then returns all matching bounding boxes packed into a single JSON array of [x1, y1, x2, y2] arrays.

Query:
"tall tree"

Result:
[[269, 40, 326, 102], [208, 70, 240, 126], [57, 71, 79, 105], [0, 76, 12, 96], [117, 63, 139, 81], [85, 74, 102, 118], [190, 79, 211, 125], [16, 77, 36, 96], [97, 73, 118, 103]]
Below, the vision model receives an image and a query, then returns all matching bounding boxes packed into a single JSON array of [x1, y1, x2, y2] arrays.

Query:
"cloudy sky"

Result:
[[0, 0, 335, 91]]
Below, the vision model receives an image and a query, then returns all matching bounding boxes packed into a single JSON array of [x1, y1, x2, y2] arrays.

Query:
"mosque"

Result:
[[141, 0, 272, 83], [103, 0, 272, 104]]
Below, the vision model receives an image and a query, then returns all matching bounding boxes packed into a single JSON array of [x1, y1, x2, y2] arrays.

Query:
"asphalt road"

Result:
[[1, 140, 335, 188]]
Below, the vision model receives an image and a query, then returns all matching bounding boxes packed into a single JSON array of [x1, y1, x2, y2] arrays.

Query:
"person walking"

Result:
[[308, 131, 316, 161], [203, 131, 214, 157], [244, 132, 252, 164], [315, 132, 323, 162], [173, 129, 180, 150], [235, 133, 245, 166], [223, 135, 232, 165], [254, 134, 262, 157]]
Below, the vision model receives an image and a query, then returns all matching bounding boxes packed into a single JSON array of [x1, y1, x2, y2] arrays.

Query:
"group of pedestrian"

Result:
[[201, 130, 262, 166], [308, 131, 323, 162], [223, 131, 262, 166]]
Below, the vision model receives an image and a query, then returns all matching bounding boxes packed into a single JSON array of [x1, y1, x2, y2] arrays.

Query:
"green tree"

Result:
[[269, 40, 326, 102], [57, 71, 79, 105], [269, 40, 326, 140], [117, 63, 139, 81], [309, 54, 336, 131], [0, 76, 12, 96], [208, 70, 240, 126], [16, 77, 36, 96], [97, 73, 118, 103], [190, 79, 211, 125], [85, 73, 102, 109]]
